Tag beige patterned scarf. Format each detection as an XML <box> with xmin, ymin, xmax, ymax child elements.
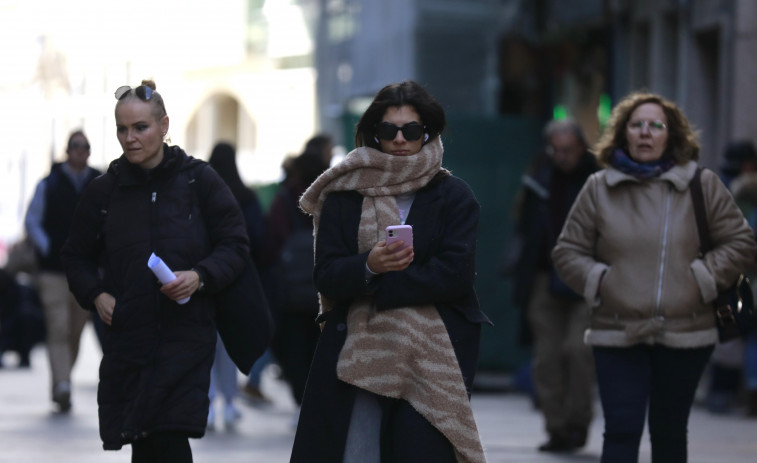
<box><xmin>300</xmin><ymin>137</ymin><xmax>486</xmax><ymax>463</ymax></box>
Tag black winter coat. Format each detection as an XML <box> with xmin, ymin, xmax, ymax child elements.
<box><xmin>290</xmin><ymin>172</ymin><xmax>491</xmax><ymax>462</ymax></box>
<box><xmin>61</xmin><ymin>145</ymin><xmax>249</xmax><ymax>450</ymax></box>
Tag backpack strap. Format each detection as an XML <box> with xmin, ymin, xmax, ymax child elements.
<box><xmin>94</xmin><ymin>172</ymin><xmax>119</xmax><ymax>244</ymax></box>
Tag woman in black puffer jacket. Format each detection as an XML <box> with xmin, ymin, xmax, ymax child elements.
<box><xmin>62</xmin><ymin>79</ymin><xmax>249</xmax><ymax>462</ymax></box>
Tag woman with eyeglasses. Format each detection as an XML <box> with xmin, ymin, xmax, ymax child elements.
<box><xmin>289</xmin><ymin>81</ymin><xmax>491</xmax><ymax>463</ymax></box>
<box><xmin>552</xmin><ymin>91</ymin><xmax>757</xmax><ymax>463</ymax></box>
<box><xmin>61</xmin><ymin>80</ymin><xmax>249</xmax><ymax>462</ymax></box>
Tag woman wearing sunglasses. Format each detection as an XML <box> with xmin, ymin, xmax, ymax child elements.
<box><xmin>291</xmin><ymin>81</ymin><xmax>490</xmax><ymax>463</ymax></box>
<box><xmin>552</xmin><ymin>92</ymin><xmax>757</xmax><ymax>462</ymax></box>
<box><xmin>61</xmin><ymin>80</ymin><xmax>249</xmax><ymax>462</ymax></box>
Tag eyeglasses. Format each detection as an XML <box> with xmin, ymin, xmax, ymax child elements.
<box><xmin>627</xmin><ymin>120</ymin><xmax>667</xmax><ymax>134</ymax></box>
<box><xmin>375</xmin><ymin>122</ymin><xmax>425</xmax><ymax>141</ymax></box>
<box><xmin>69</xmin><ymin>142</ymin><xmax>90</xmax><ymax>150</ymax></box>
<box><xmin>114</xmin><ymin>85</ymin><xmax>154</xmax><ymax>101</ymax></box>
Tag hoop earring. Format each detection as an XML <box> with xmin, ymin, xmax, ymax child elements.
<box><xmin>374</xmin><ymin>136</ymin><xmax>380</xmax><ymax>144</ymax></box>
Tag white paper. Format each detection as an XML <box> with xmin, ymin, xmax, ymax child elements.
<box><xmin>147</xmin><ymin>253</ymin><xmax>190</xmax><ymax>304</ymax></box>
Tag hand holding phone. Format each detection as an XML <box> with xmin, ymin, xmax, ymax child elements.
<box><xmin>367</xmin><ymin>225</ymin><xmax>414</xmax><ymax>273</ymax></box>
<box><xmin>385</xmin><ymin>225</ymin><xmax>413</xmax><ymax>251</ymax></box>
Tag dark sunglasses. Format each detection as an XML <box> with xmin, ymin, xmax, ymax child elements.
<box><xmin>375</xmin><ymin>122</ymin><xmax>425</xmax><ymax>141</ymax></box>
<box><xmin>114</xmin><ymin>85</ymin><xmax>154</xmax><ymax>101</ymax></box>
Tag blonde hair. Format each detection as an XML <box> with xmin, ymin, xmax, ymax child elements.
<box><xmin>594</xmin><ymin>91</ymin><xmax>700</xmax><ymax>166</ymax></box>
<box><xmin>115</xmin><ymin>79</ymin><xmax>168</xmax><ymax>121</ymax></box>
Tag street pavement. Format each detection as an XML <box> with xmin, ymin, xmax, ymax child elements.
<box><xmin>2</xmin><ymin>326</ymin><xmax>757</xmax><ymax>462</ymax></box>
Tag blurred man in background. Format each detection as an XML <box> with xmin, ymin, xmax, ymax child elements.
<box><xmin>505</xmin><ymin>119</ymin><xmax>598</xmax><ymax>452</ymax></box>
<box><xmin>25</xmin><ymin>130</ymin><xmax>101</xmax><ymax>413</ymax></box>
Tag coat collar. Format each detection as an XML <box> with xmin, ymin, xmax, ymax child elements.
<box><xmin>404</xmin><ymin>172</ymin><xmax>448</xmax><ymax>226</ymax></box>
<box><xmin>604</xmin><ymin>160</ymin><xmax>698</xmax><ymax>191</ymax></box>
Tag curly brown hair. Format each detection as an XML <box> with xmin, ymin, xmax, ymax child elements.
<box><xmin>594</xmin><ymin>91</ymin><xmax>700</xmax><ymax>166</ymax></box>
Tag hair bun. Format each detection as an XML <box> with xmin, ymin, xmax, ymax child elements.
<box><xmin>141</xmin><ymin>79</ymin><xmax>157</xmax><ymax>90</ymax></box>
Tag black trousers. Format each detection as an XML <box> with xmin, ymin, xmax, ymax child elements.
<box><xmin>378</xmin><ymin>396</ymin><xmax>456</xmax><ymax>463</ymax></box>
<box><xmin>131</xmin><ymin>432</ymin><xmax>192</xmax><ymax>463</ymax></box>
<box><xmin>273</xmin><ymin>311</ymin><xmax>320</xmax><ymax>405</ymax></box>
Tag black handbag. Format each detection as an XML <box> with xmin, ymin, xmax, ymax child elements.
<box><xmin>190</xmin><ymin>164</ymin><xmax>275</xmax><ymax>373</ymax></box>
<box><xmin>214</xmin><ymin>254</ymin><xmax>275</xmax><ymax>373</ymax></box>
<box><xmin>690</xmin><ymin>167</ymin><xmax>757</xmax><ymax>342</ymax></box>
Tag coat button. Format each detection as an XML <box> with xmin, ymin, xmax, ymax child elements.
<box><xmin>336</xmin><ymin>323</ymin><xmax>347</xmax><ymax>332</ymax></box>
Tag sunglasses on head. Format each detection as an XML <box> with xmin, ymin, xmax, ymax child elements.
<box><xmin>114</xmin><ymin>85</ymin><xmax>154</xmax><ymax>101</ymax></box>
<box><xmin>375</xmin><ymin>122</ymin><xmax>425</xmax><ymax>141</ymax></box>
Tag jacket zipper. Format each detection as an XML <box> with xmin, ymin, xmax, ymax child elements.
<box><xmin>655</xmin><ymin>187</ymin><xmax>672</xmax><ymax>317</ymax></box>
<box><xmin>150</xmin><ymin>188</ymin><xmax>161</xmax><ymax>322</ymax></box>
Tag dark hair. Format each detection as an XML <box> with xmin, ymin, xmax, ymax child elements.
<box><xmin>208</xmin><ymin>142</ymin><xmax>255</xmax><ymax>204</ymax></box>
<box><xmin>115</xmin><ymin>79</ymin><xmax>168</xmax><ymax>122</ymax></box>
<box><xmin>594</xmin><ymin>91</ymin><xmax>700</xmax><ymax>166</ymax></box>
<box><xmin>291</xmin><ymin>151</ymin><xmax>329</xmax><ymax>187</ymax></box>
<box><xmin>304</xmin><ymin>134</ymin><xmax>333</xmax><ymax>157</ymax></box>
<box><xmin>354</xmin><ymin>81</ymin><xmax>446</xmax><ymax>150</ymax></box>
<box><xmin>67</xmin><ymin>130</ymin><xmax>87</xmax><ymax>149</ymax></box>
<box><xmin>721</xmin><ymin>140</ymin><xmax>757</xmax><ymax>177</ymax></box>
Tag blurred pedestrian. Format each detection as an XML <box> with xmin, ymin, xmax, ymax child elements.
<box><xmin>302</xmin><ymin>133</ymin><xmax>334</xmax><ymax>167</ymax></box>
<box><xmin>726</xmin><ymin>140</ymin><xmax>757</xmax><ymax>416</ymax></box>
<box><xmin>506</xmin><ymin>119</ymin><xmax>598</xmax><ymax>452</ymax></box>
<box><xmin>705</xmin><ymin>141</ymin><xmax>757</xmax><ymax>414</ymax></box>
<box><xmin>553</xmin><ymin>91</ymin><xmax>757</xmax><ymax>463</ymax></box>
<box><xmin>291</xmin><ymin>81</ymin><xmax>490</xmax><ymax>463</ymax></box>
<box><xmin>262</xmin><ymin>149</ymin><xmax>330</xmax><ymax>409</ymax></box>
<box><xmin>719</xmin><ymin>140</ymin><xmax>757</xmax><ymax>187</ymax></box>
<box><xmin>0</xmin><ymin>268</ymin><xmax>45</xmax><ymax>368</ymax></box>
<box><xmin>207</xmin><ymin>141</ymin><xmax>265</xmax><ymax>428</ymax></box>
<box><xmin>61</xmin><ymin>80</ymin><xmax>249</xmax><ymax>461</ymax></box>
<box><xmin>24</xmin><ymin>129</ymin><xmax>101</xmax><ymax>412</ymax></box>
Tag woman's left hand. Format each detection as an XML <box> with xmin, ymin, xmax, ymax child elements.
<box><xmin>366</xmin><ymin>240</ymin><xmax>414</xmax><ymax>273</ymax></box>
<box><xmin>160</xmin><ymin>270</ymin><xmax>202</xmax><ymax>302</ymax></box>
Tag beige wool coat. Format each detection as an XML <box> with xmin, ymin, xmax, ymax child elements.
<box><xmin>552</xmin><ymin>161</ymin><xmax>757</xmax><ymax>348</ymax></box>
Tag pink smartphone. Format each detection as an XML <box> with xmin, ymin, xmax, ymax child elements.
<box><xmin>385</xmin><ymin>225</ymin><xmax>413</xmax><ymax>250</ymax></box>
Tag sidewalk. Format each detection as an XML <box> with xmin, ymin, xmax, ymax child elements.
<box><xmin>2</xmin><ymin>325</ymin><xmax>757</xmax><ymax>462</ymax></box>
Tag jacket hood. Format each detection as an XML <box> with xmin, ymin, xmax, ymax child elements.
<box><xmin>604</xmin><ymin>160</ymin><xmax>698</xmax><ymax>191</ymax></box>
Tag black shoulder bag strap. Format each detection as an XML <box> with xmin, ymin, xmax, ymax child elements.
<box><xmin>689</xmin><ymin>167</ymin><xmax>740</xmax><ymax>332</ymax></box>
<box><xmin>689</xmin><ymin>167</ymin><xmax>712</xmax><ymax>253</ymax></box>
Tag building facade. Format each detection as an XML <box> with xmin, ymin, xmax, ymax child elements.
<box><xmin>314</xmin><ymin>0</ymin><xmax>757</xmax><ymax>163</ymax></box>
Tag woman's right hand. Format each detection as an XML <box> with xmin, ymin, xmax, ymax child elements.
<box><xmin>94</xmin><ymin>292</ymin><xmax>116</xmax><ymax>326</ymax></box>
<box><xmin>366</xmin><ymin>240</ymin><xmax>414</xmax><ymax>274</ymax></box>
